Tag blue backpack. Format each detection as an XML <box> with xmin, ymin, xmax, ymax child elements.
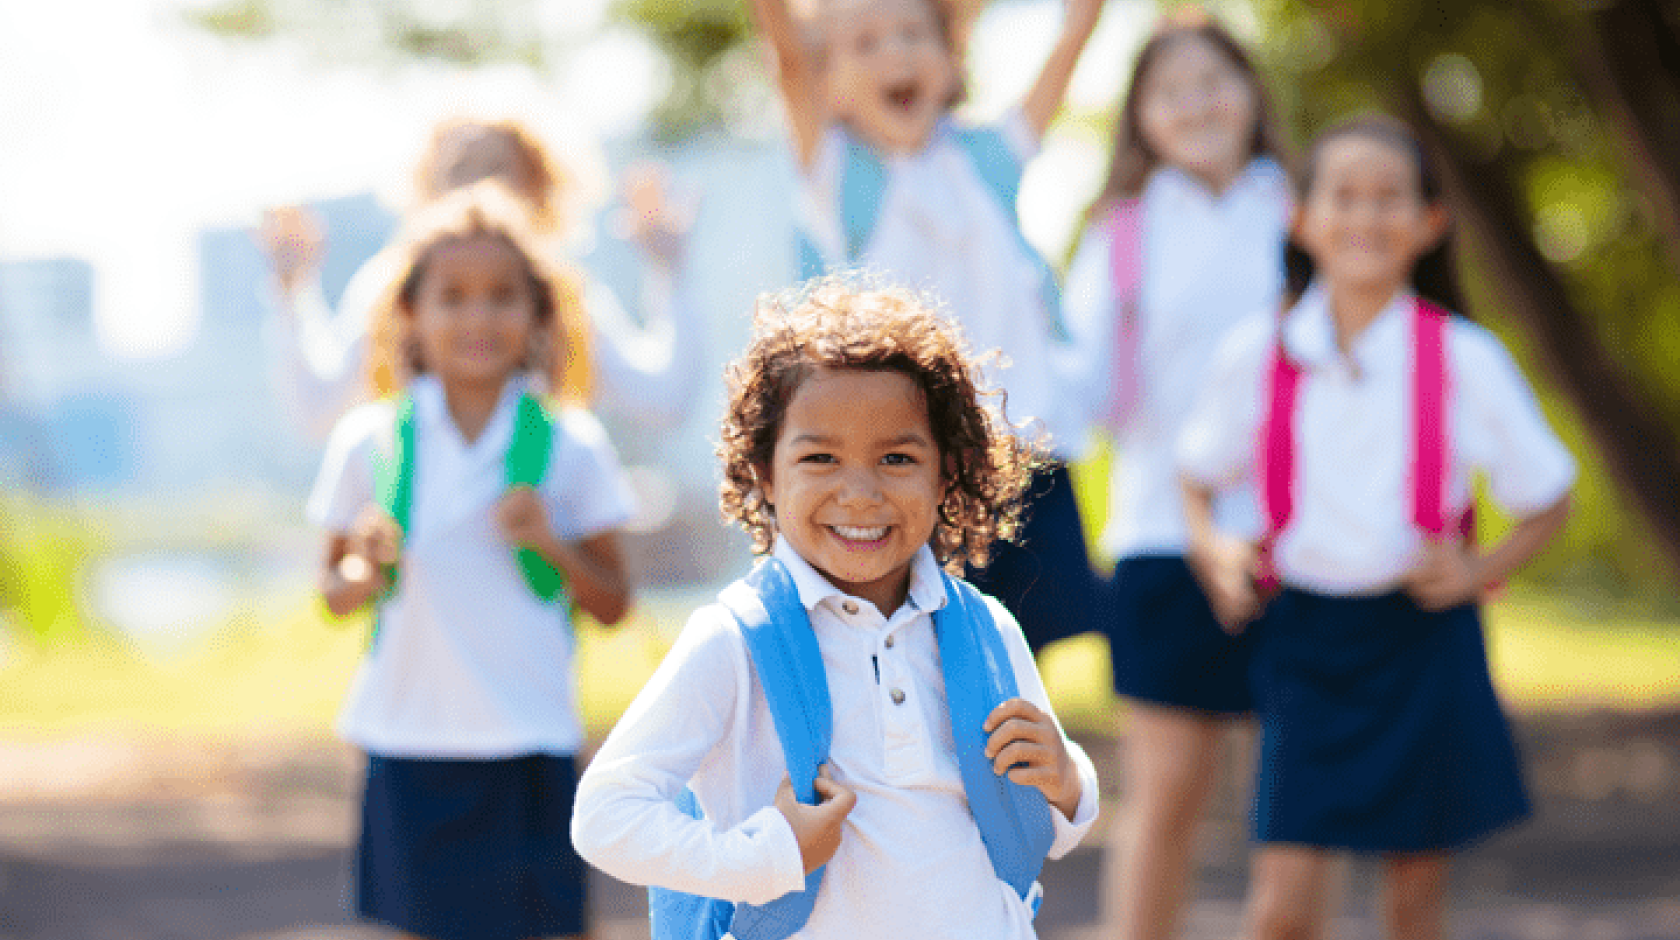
<box><xmin>648</xmin><ymin>558</ymin><xmax>1057</xmax><ymax>940</ymax></box>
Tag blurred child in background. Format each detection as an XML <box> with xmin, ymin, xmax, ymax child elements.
<box><xmin>1178</xmin><ymin>114</ymin><xmax>1574</xmax><ymax>940</ymax></box>
<box><xmin>744</xmin><ymin>0</ymin><xmax>1109</xmax><ymax>653</ymax></box>
<box><xmin>1059</xmin><ymin>11</ymin><xmax>1291</xmax><ymax>939</ymax></box>
<box><xmin>572</xmin><ymin>277</ymin><xmax>1099</xmax><ymax>938</ymax></box>
<box><xmin>261</xmin><ymin>114</ymin><xmax>700</xmax><ymax>442</ymax></box>
<box><xmin>309</xmin><ymin>181</ymin><xmax>636</xmax><ymax>940</ymax></box>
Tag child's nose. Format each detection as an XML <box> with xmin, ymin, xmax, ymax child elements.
<box><xmin>835</xmin><ymin>466</ymin><xmax>883</xmax><ymax>505</ymax></box>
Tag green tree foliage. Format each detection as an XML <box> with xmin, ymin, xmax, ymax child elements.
<box><xmin>613</xmin><ymin>0</ymin><xmax>756</xmax><ymax>140</ymax></box>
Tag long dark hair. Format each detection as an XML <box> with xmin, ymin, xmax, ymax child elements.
<box><xmin>1284</xmin><ymin>113</ymin><xmax>1467</xmax><ymax>317</ymax></box>
<box><xmin>1080</xmin><ymin>10</ymin><xmax>1282</xmax><ymax>234</ymax></box>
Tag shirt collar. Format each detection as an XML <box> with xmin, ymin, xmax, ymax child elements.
<box><xmin>770</xmin><ymin>538</ymin><xmax>949</xmax><ymax>617</ymax></box>
<box><xmin>409</xmin><ymin>372</ymin><xmax>532</xmax><ymax>449</ymax></box>
<box><xmin>1282</xmin><ymin>283</ymin><xmax>1414</xmax><ymax>374</ymax></box>
<box><xmin>1148</xmin><ymin>156</ymin><xmax>1288</xmax><ymax>209</ymax></box>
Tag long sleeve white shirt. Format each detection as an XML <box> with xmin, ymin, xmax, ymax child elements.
<box><xmin>572</xmin><ymin>540</ymin><xmax>1100</xmax><ymax>939</ymax></box>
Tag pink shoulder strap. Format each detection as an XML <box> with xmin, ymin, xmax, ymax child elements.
<box><xmin>1254</xmin><ymin>323</ymin><xmax>1302</xmax><ymax>594</ymax></box>
<box><xmin>1105</xmin><ymin>198</ymin><xmax>1145</xmax><ymax>428</ymax></box>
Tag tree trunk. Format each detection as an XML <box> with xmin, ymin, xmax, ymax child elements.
<box><xmin>1398</xmin><ymin>85</ymin><xmax>1680</xmax><ymax>578</ymax></box>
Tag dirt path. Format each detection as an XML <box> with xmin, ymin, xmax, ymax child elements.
<box><xmin>2</xmin><ymin>713</ymin><xmax>1677</xmax><ymax>939</ymax></box>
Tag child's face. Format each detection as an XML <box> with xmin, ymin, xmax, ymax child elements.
<box><xmin>408</xmin><ymin>234</ymin><xmax>540</xmax><ymax>390</ymax></box>
<box><xmin>825</xmin><ymin>0</ymin><xmax>958</xmax><ymax>154</ymax></box>
<box><xmin>761</xmin><ymin>366</ymin><xmax>945</xmax><ymax>614</ymax></box>
<box><xmin>1294</xmin><ymin>134</ymin><xmax>1447</xmax><ymax>299</ymax></box>
<box><xmin>1136</xmin><ymin>34</ymin><xmax>1257</xmax><ymax>192</ymax></box>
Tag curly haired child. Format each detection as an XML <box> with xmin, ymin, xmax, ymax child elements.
<box><xmin>572</xmin><ymin>276</ymin><xmax>1100</xmax><ymax>939</ymax></box>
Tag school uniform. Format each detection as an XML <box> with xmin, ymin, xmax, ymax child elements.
<box><xmin>1178</xmin><ymin>286</ymin><xmax>1576</xmax><ymax>850</ymax></box>
<box><xmin>572</xmin><ymin>540</ymin><xmax>1101</xmax><ymax>940</ymax></box>
<box><xmin>308</xmin><ymin>372</ymin><xmax>637</xmax><ymax>940</ymax></box>
<box><xmin>798</xmin><ymin>111</ymin><xmax>1101</xmax><ymax>651</ymax></box>
<box><xmin>1062</xmin><ymin>159</ymin><xmax>1290</xmax><ymax>711</ymax></box>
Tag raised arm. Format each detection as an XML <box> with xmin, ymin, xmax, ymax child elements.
<box><xmin>747</xmin><ymin>0</ymin><xmax>828</xmax><ymax>169</ymax></box>
<box><xmin>1019</xmin><ymin>0</ymin><xmax>1105</xmax><ymax>142</ymax></box>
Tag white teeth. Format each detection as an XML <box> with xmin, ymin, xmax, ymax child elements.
<box><xmin>832</xmin><ymin>525</ymin><xmax>888</xmax><ymax>541</ymax></box>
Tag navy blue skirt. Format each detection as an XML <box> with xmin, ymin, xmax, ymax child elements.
<box><xmin>1250</xmin><ymin>590</ymin><xmax>1530</xmax><ymax>852</ymax></box>
<box><xmin>1106</xmin><ymin>555</ymin><xmax>1254</xmax><ymax>714</ymax></box>
<box><xmin>357</xmin><ymin>752</ymin><xmax>588</xmax><ymax>940</ymax></box>
<box><xmin>966</xmin><ymin>462</ymin><xmax>1107</xmax><ymax>653</ymax></box>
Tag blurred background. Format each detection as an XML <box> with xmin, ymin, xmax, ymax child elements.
<box><xmin>1</xmin><ymin>1</ymin><xmax>1677</xmax><ymax>938</ymax></box>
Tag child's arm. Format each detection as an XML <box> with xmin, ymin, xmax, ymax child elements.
<box><xmin>571</xmin><ymin>609</ymin><xmax>812</xmax><ymax>904</ymax></box>
<box><xmin>746</xmin><ymin>0</ymin><xmax>826</xmax><ymax>169</ymax></box>
<box><xmin>1405</xmin><ymin>494</ymin><xmax>1571</xmax><ymax>611</ymax></box>
<box><xmin>495</xmin><ymin>488</ymin><xmax>632</xmax><ymax>625</ymax></box>
<box><xmin>1181</xmin><ymin>477</ymin><xmax>1263</xmax><ymax>633</ymax></box>
<box><xmin>1018</xmin><ymin>0</ymin><xmax>1105</xmax><ymax>142</ymax></box>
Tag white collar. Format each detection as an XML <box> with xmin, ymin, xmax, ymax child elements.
<box><xmin>1147</xmin><ymin>156</ymin><xmax>1287</xmax><ymax>209</ymax></box>
<box><xmin>1283</xmin><ymin>283</ymin><xmax>1414</xmax><ymax>374</ymax></box>
<box><xmin>408</xmin><ymin>372</ymin><xmax>532</xmax><ymax>448</ymax></box>
<box><xmin>771</xmin><ymin>538</ymin><xmax>949</xmax><ymax>617</ymax></box>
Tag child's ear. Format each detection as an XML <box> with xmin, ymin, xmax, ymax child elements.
<box><xmin>754</xmin><ymin>462</ymin><xmax>776</xmax><ymax>510</ymax></box>
<box><xmin>1421</xmin><ymin>203</ymin><xmax>1451</xmax><ymax>251</ymax></box>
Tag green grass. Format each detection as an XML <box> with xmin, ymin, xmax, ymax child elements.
<box><xmin>0</xmin><ymin>586</ymin><xmax>1673</xmax><ymax>743</ymax></box>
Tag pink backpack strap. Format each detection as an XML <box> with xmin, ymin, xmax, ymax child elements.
<box><xmin>1410</xmin><ymin>298</ymin><xmax>1450</xmax><ymax>536</ymax></box>
<box><xmin>1104</xmin><ymin>198</ymin><xmax>1145</xmax><ymax>428</ymax></box>
<box><xmin>1255</xmin><ymin>325</ymin><xmax>1303</xmax><ymax>594</ymax></box>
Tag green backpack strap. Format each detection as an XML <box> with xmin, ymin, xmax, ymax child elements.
<box><xmin>369</xmin><ymin>390</ymin><xmax>568</xmax><ymax>613</ymax></box>
<box><xmin>506</xmin><ymin>391</ymin><xmax>568</xmax><ymax>603</ymax></box>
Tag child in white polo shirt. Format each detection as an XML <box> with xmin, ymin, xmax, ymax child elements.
<box><xmin>572</xmin><ymin>278</ymin><xmax>1100</xmax><ymax>939</ymax></box>
<box><xmin>308</xmin><ymin>181</ymin><xmax>636</xmax><ymax>940</ymax></box>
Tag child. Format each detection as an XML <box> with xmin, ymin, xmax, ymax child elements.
<box><xmin>744</xmin><ymin>0</ymin><xmax>1107</xmax><ymax>652</ymax></box>
<box><xmin>307</xmin><ymin>181</ymin><xmax>637</xmax><ymax>940</ymax></box>
<box><xmin>262</xmin><ymin>114</ymin><xmax>701</xmax><ymax>442</ymax></box>
<box><xmin>1177</xmin><ymin>115</ymin><xmax>1575</xmax><ymax>940</ymax></box>
<box><xmin>1058</xmin><ymin>12</ymin><xmax>1291</xmax><ymax>940</ymax></box>
<box><xmin>571</xmin><ymin>279</ymin><xmax>1100</xmax><ymax>938</ymax></box>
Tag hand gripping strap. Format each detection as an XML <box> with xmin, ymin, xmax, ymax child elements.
<box><xmin>505</xmin><ymin>392</ymin><xmax>567</xmax><ymax>603</ymax></box>
<box><xmin>648</xmin><ymin>559</ymin><xmax>831</xmax><ymax>940</ymax></box>
<box><xmin>936</xmin><ymin>575</ymin><xmax>1056</xmax><ymax>902</ymax></box>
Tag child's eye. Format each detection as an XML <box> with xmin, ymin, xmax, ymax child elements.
<box><xmin>798</xmin><ymin>452</ymin><xmax>836</xmax><ymax>465</ymax></box>
<box><xmin>881</xmin><ymin>452</ymin><xmax>917</xmax><ymax>466</ymax></box>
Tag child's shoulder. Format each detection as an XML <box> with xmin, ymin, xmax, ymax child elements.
<box><xmin>324</xmin><ymin>397</ymin><xmax>402</xmax><ymax>454</ymax></box>
<box><xmin>548</xmin><ymin>402</ymin><xmax>614</xmax><ymax>448</ymax></box>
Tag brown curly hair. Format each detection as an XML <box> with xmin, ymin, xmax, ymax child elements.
<box><xmin>410</xmin><ymin>116</ymin><xmax>575</xmax><ymax>237</ymax></box>
<box><xmin>365</xmin><ymin>180</ymin><xmax>593</xmax><ymax>404</ymax></box>
<box><xmin>718</xmin><ymin>276</ymin><xmax>1042</xmax><ymax>571</ymax></box>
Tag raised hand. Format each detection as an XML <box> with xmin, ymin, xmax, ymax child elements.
<box><xmin>615</xmin><ymin>160</ymin><xmax>693</xmax><ymax>269</ymax></box>
<box><xmin>773</xmin><ymin>764</ymin><xmax>857</xmax><ymax>875</ymax></box>
<box><xmin>256</xmin><ymin>205</ymin><xmax>326</xmax><ymax>293</ymax></box>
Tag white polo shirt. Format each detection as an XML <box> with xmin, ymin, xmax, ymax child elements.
<box><xmin>307</xmin><ymin>373</ymin><xmax>636</xmax><ymax>757</ymax></box>
<box><xmin>1177</xmin><ymin>286</ymin><xmax>1577</xmax><ymax>595</ymax></box>
<box><xmin>572</xmin><ymin>540</ymin><xmax>1100</xmax><ymax>940</ymax></box>
<box><xmin>799</xmin><ymin>112</ymin><xmax>1084</xmax><ymax>458</ymax></box>
<box><xmin>1062</xmin><ymin>159</ymin><xmax>1290</xmax><ymax>558</ymax></box>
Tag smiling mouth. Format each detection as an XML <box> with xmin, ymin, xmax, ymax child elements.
<box><xmin>885</xmin><ymin>82</ymin><xmax>919</xmax><ymax>113</ymax></box>
<box><xmin>830</xmin><ymin>524</ymin><xmax>890</xmax><ymax>544</ymax></box>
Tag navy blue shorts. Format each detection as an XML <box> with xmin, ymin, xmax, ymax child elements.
<box><xmin>356</xmin><ymin>752</ymin><xmax>588</xmax><ymax>940</ymax></box>
<box><xmin>1106</xmin><ymin>555</ymin><xmax>1253</xmax><ymax>714</ymax></box>
<box><xmin>1250</xmin><ymin>590</ymin><xmax>1530</xmax><ymax>852</ymax></box>
<box><xmin>966</xmin><ymin>463</ymin><xmax>1107</xmax><ymax>653</ymax></box>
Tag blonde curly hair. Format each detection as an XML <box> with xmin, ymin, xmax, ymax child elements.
<box><xmin>717</xmin><ymin>275</ymin><xmax>1042</xmax><ymax>571</ymax></box>
<box><xmin>365</xmin><ymin>180</ymin><xmax>593</xmax><ymax>404</ymax></box>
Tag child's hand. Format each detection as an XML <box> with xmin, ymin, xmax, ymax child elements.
<box><xmin>773</xmin><ymin>764</ymin><xmax>856</xmax><ymax>876</ymax></box>
<box><xmin>614</xmin><ymin>161</ymin><xmax>692</xmax><ymax>268</ymax></box>
<box><xmin>1404</xmin><ymin>538</ymin><xmax>1484</xmax><ymax>611</ymax></box>
<box><xmin>983</xmin><ymin>698</ymin><xmax>1083</xmax><ymax>820</ymax></box>
<box><xmin>495</xmin><ymin>486</ymin><xmax>557</xmax><ymax>554</ymax></box>
<box><xmin>256</xmin><ymin>205</ymin><xmax>326</xmax><ymax>293</ymax></box>
<box><xmin>1187</xmin><ymin>532</ymin><xmax>1263</xmax><ymax>634</ymax></box>
<box><xmin>348</xmin><ymin>505</ymin><xmax>403</xmax><ymax>569</ymax></box>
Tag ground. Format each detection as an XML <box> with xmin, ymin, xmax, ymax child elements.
<box><xmin>2</xmin><ymin>712</ymin><xmax>1677</xmax><ymax>940</ymax></box>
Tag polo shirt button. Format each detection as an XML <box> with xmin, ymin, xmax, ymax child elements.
<box><xmin>842</xmin><ymin>600</ymin><xmax>859</xmax><ymax>615</ymax></box>
<box><xmin>890</xmin><ymin>687</ymin><xmax>906</xmax><ymax>705</ymax></box>
<box><xmin>883</xmin><ymin>635</ymin><xmax>895</xmax><ymax>649</ymax></box>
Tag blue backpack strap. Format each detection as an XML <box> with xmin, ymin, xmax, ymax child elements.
<box><xmin>647</xmin><ymin>558</ymin><xmax>832</xmax><ymax>940</ymax></box>
<box><xmin>934</xmin><ymin>573</ymin><xmax>1057</xmax><ymax>904</ymax></box>
<box><xmin>840</xmin><ymin>136</ymin><xmax>889</xmax><ymax>261</ymax></box>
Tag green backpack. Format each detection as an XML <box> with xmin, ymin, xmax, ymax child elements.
<box><xmin>367</xmin><ymin>391</ymin><xmax>568</xmax><ymax>634</ymax></box>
